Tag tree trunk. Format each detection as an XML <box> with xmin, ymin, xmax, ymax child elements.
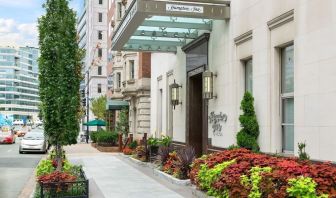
<box><xmin>56</xmin><ymin>144</ymin><xmax>62</xmax><ymax>171</ymax></box>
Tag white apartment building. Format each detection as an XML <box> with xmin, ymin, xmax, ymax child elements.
<box><xmin>111</xmin><ymin>0</ymin><xmax>336</xmax><ymax>162</ymax></box>
<box><xmin>78</xmin><ymin>0</ymin><xmax>108</xmax><ymax>122</ymax></box>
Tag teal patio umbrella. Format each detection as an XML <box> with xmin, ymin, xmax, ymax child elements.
<box><xmin>83</xmin><ymin>119</ymin><xmax>106</xmax><ymax>126</ymax></box>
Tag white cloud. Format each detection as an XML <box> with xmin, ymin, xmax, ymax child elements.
<box><xmin>0</xmin><ymin>18</ymin><xmax>38</xmax><ymax>47</ymax></box>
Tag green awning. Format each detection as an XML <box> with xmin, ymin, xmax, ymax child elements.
<box><xmin>111</xmin><ymin>0</ymin><xmax>230</xmax><ymax>53</ymax></box>
<box><xmin>106</xmin><ymin>100</ymin><xmax>129</xmax><ymax>110</ymax></box>
<box><xmin>83</xmin><ymin>119</ymin><xmax>106</xmax><ymax>126</ymax></box>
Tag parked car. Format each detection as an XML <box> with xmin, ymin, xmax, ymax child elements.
<box><xmin>19</xmin><ymin>132</ymin><xmax>48</xmax><ymax>154</ymax></box>
<box><xmin>13</xmin><ymin>119</ymin><xmax>24</xmax><ymax>125</ymax></box>
<box><xmin>0</xmin><ymin>126</ymin><xmax>16</xmax><ymax>144</ymax></box>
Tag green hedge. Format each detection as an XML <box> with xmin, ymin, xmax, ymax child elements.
<box><xmin>96</xmin><ymin>131</ymin><xmax>118</xmax><ymax>145</ymax></box>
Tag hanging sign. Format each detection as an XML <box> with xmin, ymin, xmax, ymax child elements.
<box><xmin>208</xmin><ymin>112</ymin><xmax>227</xmax><ymax>136</ymax></box>
<box><xmin>166</xmin><ymin>4</ymin><xmax>204</xmax><ymax>14</ymax></box>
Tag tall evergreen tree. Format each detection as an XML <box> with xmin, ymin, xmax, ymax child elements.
<box><xmin>236</xmin><ymin>92</ymin><xmax>260</xmax><ymax>152</ymax></box>
<box><xmin>38</xmin><ymin>0</ymin><xmax>84</xmax><ymax>170</ymax></box>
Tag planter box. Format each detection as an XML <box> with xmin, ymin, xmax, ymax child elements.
<box><xmin>36</xmin><ymin>168</ymin><xmax>89</xmax><ymax>198</ymax></box>
<box><xmin>153</xmin><ymin>169</ymin><xmax>191</xmax><ymax>186</ymax></box>
<box><xmin>96</xmin><ymin>145</ymin><xmax>120</xmax><ymax>152</ymax></box>
<box><xmin>91</xmin><ymin>143</ymin><xmax>97</xmax><ymax>148</ymax></box>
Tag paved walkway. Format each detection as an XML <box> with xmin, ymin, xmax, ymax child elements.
<box><xmin>64</xmin><ymin>144</ymin><xmax>188</xmax><ymax>198</ymax></box>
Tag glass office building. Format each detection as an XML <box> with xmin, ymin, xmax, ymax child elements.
<box><xmin>0</xmin><ymin>46</ymin><xmax>40</xmax><ymax>121</ymax></box>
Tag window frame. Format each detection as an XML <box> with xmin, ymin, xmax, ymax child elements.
<box><xmin>129</xmin><ymin>60</ymin><xmax>135</xmax><ymax>80</ymax></box>
<box><xmin>98</xmin><ymin>31</ymin><xmax>103</xmax><ymax>40</ymax></box>
<box><xmin>98</xmin><ymin>13</ymin><xmax>103</xmax><ymax>22</ymax></box>
<box><xmin>97</xmin><ymin>83</ymin><xmax>102</xmax><ymax>93</ymax></box>
<box><xmin>98</xmin><ymin>66</ymin><xmax>102</xmax><ymax>75</ymax></box>
<box><xmin>244</xmin><ymin>58</ymin><xmax>253</xmax><ymax>94</ymax></box>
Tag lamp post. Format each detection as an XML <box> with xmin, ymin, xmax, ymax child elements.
<box><xmin>86</xmin><ymin>70</ymin><xmax>89</xmax><ymax>143</ymax></box>
<box><xmin>170</xmin><ymin>80</ymin><xmax>182</xmax><ymax>109</ymax></box>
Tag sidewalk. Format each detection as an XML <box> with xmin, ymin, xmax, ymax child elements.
<box><xmin>64</xmin><ymin>144</ymin><xmax>189</xmax><ymax>198</ymax></box>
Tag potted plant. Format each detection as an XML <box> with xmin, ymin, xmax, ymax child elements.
<box><xmin>148</xmin><ymin>137</ymin><xmax>160</xmax><ymax>155</ymax></box>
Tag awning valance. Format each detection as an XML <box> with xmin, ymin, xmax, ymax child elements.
<box><xmin>111</xmin><ymin>0</ymin><xmax>230</xmax><ymax>53</ymax></box>
<box><xmin>106</xmin><ymin>100</ymin><xmax>129</xmax><ymax>110</ymax></box>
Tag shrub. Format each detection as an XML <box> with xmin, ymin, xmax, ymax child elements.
<box><xmin>175</xmin><ymin>146</ymin><xmax>196</xmax><ymax>179</ymax></box>
<box><xmin>96</xmin><ymin>131</ymin><xmax>118</xmax><ymax>145</ymax></box>
<box><xmin>148</xmin><ymin>137</ymin><xmax>160</xmax><ymax>147</ymax></box>
<box><xmin>37</xmin><ymin>171</ymin><xmax>77</xmax><ymax>190</ymax></box>
<box><xmin>90</xmin><ymin>132</ymin><xmax>98</xmax><ymax>143</ymax></box>
<box><xmin>287</xmin><ymin>176</ymin><xmax>328</xmax><ymax>198</ymax></box>
<box><xmin>298</xmin><ymin>142</ymin><xmax>310</xmax><ymax>161</ymax></box>
<box><xmin>236</xmin><ymin>92</ymin><xmax>260</xmax><ymax>152</ymax></box>
<box><xmin>134</xmin><ymin>145</ymin><xmax>147</xmax><ymax>162</ymax></box>
<box><xmin>36</xmin><ymin>159</ymin><xmax>55</xmax><ymax>177</ymax></box>
<box><xmin>128</xmin><ymin>140</ymin><xmax>137</xmax><ymax>149</ymax></box>
<box><xmin>157</xmin><ymin>145</ymin><xmax>174</xmax><ymax>166</ymax></box>
<box><xmin>159</xmin><ymin>136</ymin><xmax>172</xmax><ymax>147</ymax></box>
<box><xmin>241</xmin><ymin>166</ymin><xmax>272</xmax><ymax>198</ymax></box>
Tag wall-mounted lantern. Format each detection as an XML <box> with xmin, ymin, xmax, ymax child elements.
<box><xmin>203</xmin><ymin>70</ymin><xmax>217</xmax><ymax>100</ymax></box>
<box><xmin>171</xmin><ymin>80</ymin><xmax>182</xmax><ymax>109</ymax></box>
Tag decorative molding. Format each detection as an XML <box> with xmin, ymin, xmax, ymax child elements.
<box><xmin>234</xmin><ymin>30</ymin><xmax>252</xmax><ymax>45</ymax></box>
<box><xmin>157</xmin><ymin>75</ymin><xmax>163</xmax><ymax>81</ymax></box>
<box><xmin>267</xmin><ymin>9</ymin><xmax>294</xmax><ymax>30</ymax></box>
<box><xmin>166</xmin><ymin>70</ymin><xmax>174</xmax><ymax>77</ymax></box>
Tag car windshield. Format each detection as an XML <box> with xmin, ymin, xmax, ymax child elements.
<box><xmin>23</xmin><ymin>133</ymin><xmax>44</xmax><ymax>140</ymax></box>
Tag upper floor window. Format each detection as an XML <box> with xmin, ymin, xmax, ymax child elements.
<box><xmin>98</xmin><ymin>31</ymin><xmax>103</xmax><ymax>40</ymax></box>
<box><xmin>98</xmin><ymin>13</ymin><xmax>103</xmax><ymax>22</ymax></box>
<box><xmin>245</xmin><ymin>59</ymin><xmax>253</xmax><ymax>93</ymax></box>
<box><xmin>129</xmin><ymin>60</ymin><xmax>134</xmax><ymax>80</ymax></box>
<box><xmin>117</xmin><ymin>2</ymin><xmax>122</xmax><ymax>19</ymax></box>
<box><xmin>98</xmin><ymin>66</ymin><xmax>102</xmax><ymax>75</ymax></box>
<box><xmin>98</xmin><ymin>48</ymin><xmax>102</xmax><ymax>58</ymax></box>
<box><xmin>99</xmin><ymin>0</ymin><xmax>103</xmax><ymax>5</ymax></box>
<box><xmin>116</xmin><ymin>72</ymin><xmax>121</xmax><ymax>88</ymax></box>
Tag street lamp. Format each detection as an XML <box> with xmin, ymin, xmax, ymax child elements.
<box><xmin>203</xmin><ymin>70</ymin><xmax>217</xmax><ymax>100</ymax></box>
<box><xmin>170</xmin><ymin>80</ymin><xmax>182</xmax><ymax>109</ymax></box>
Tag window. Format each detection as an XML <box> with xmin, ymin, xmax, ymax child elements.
<box><xmin>281</xmin><ymin>44</ymin><xmax>294</xmax><ymax>152</ymax></box>
<box><xmin>245</xmin><ymin>59</ymin><xmax>253</xmax><ymax>93</ymax></box>
<box><xmin>28</xmin><ymin>54</ymin><xmax>33</xmax><ymax>59</ymax></box>
<box><xmin>117</xmin><ymin>2</ymin><xmax>122</xmax><ymax>19</ymax></box>
<box><xmin>98</xmin><ymin>66</ymin><xmax>102</xmax><ymax>75</ymax></box>
<box><xmin>28</xmin><ymin>66</ymin><xmax>33</xmax><ymax>71</ymax></box>
<box><xmin>98</xmin><ymin>13</ymin><xmax>103</xmax><ymax>22</ymax></box>
<box><xmin>98</xmin><ymin>31</ymin><xmax>102</xmax><ymax>40</ymax></box>
<box><xmin>129</xmin><ymin>60</ymin><xmax>134</xmax><ymax>79</ymax></box>
<box><xmin>116</xmin><ymin>72</ymin><xmax>121</xmax><ymax>88</ymax></box>
<box><xmin>28</xmin><ymin>60</ymin><xmax>33</xmax><ymax>65</ymax></box>
<box><xmin>97</xmin><ymin>84</ymin><xmax>102</xmax><ymax>93</ymax></box>
<box><xmin>99</xmin><ymin>0</ymin><xmax>103</xmax><ymax>4</ymax></box>
<box><xmin>98</xmin><ymin>48</ymin><xmax>102</xmax><ymax>58</ymax></box>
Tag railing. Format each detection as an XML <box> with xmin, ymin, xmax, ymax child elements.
<box><xmin>38</xmin><ymin>169</ymin><xmax>89</xmax><ymax>198</ymax></box>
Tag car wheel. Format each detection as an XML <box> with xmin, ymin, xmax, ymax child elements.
<box><xmin>19</xmin><ymin>150</ymin><xmax>23</xmax><ymax>154</ymax></box>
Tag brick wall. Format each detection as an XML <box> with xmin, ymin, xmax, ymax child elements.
<box><xmin>138</xmin><ymin>52</ymin><xmax>151</xmax><ymax>78</ymax></box>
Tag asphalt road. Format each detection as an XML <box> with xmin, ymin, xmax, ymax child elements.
<box><xmin>0</xmin><ymin>137</ymin><xmax>45</xmax><ymax>198</ymax></box>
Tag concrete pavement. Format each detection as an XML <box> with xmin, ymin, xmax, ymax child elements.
<box><xmin>65</xmin><ymin>144</ymin><xmax>190</xmax><ymax>198</ymax></box>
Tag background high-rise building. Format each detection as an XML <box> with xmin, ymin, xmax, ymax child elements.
<box><xmin>0</xmin><ymin>46</ymin><xmax>40</xmax><ymax>121</ymax></box>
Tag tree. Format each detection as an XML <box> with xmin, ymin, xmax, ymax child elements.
<box><xmin>90</xmin><ymin>95</ymin><xmax>106</xmax><ymax>120</ymax></box>
<box><xmin>38</xmin><ymin>0</ymin><xmax>84</xmax><ymax>171</ymax></box>
<box><xmin>236</xmin><ymin>92</ymin><xmax>260</xmax><ymax>152</ymax></box>
<box><xmin>115</xmin><ymin>108</ymin><xmax>129</xmax><ymax>137</ymax></box>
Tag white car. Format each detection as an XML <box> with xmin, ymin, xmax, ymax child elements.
<box><xmin>19</xmin><ymin>132</ymin><xmax>48</xmax><ymax>154</ymax></box>
<box><xmin>13</xmin><ymin>119</ymin><xmax>24</xmax><ymax>125</ymax></box>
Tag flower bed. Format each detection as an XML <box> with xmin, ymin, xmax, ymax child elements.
<box><xmin>190</xmin><ymin>148</ymin><xmax>336</xmax><ymax>198</ymax></box>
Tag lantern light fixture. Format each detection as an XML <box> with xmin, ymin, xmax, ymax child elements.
<box><xmin>170</xmin><ymin>80</ymin><xmax>182</xmax><ymax>109</ymax></box>
<box><xmin>203</xmin><ymin>70</ymin><xmax>217</xmax><ymax>100</ymax></box>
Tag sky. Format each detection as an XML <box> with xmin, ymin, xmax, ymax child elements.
<box><xmin>0</xmin><ymin>0</ymin><xmax>83</xmax><ymax>48</ymax></box>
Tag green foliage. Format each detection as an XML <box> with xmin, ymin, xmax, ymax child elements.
<box><xmin>237</xmin><ymin>92</ymin><xmax>260</xmax><ymax>152</ymax></box>
<box><xmin>96</xmin><ymin>131</ymin><xmax>118</xmax><ymax>144</ymax></box>
<box><xmin>148</xmin><ymin>137</ymin><xmax>160</xmax><ymax>147</ymax></box>
<box><xmin>90</xmin><ymin>95</ymin><xmax>107</xmax><ymax>120</ymax></box>
<box><xmin>116</xmin><ymin>108</ymin><xmax>129</xmax><ymax>137</ymax></box>
<box><xmin>90</xmin><ymin>132</ymin><xmax>98</xmax><ymax>143</ymax></box>
<box><xmin>62</xmin><ymin>160</ymin><xmax>73</xmax><ymax>172</ymax></box>
<box><xmin>128</xmin><ymin>140</ymin><xmax>138</xmax><ymax>149</ymax></box>
<box><xmin>227</xmin><ymin>144</ymin><xmax>240</xmax><ymax>150</ymax></box>
<box><xmin>38</xmin><ymin>0</ymin><xmax>84</xmax><ymax>169</ymax></box>
<box><xmin>287</xmin><ymin>176</ymin><xmax>328</xmax><ymax>198</ymax></box>
<box><xmin>159</xmin><ymin>135</ymin><xmax>172</xmax><ymax>147</ymax></box>
<box><xmin>36</xmin><ymin>159</ymin><xmax>55</xmax><ymax>177</ymax></box>
<box><xmin>241</xmin><ymin>166</ymin><xmax>272</xmax><ymax>198</ymax></box>
<box><xmin>198</xmin><ymin>159</ymin><xmax>236</xmax><ymax>192</ymax></box>
<box><xmin>298</xmin><ymin>142</ymin><xmax>310</xmax><ymax>161</ymax></box>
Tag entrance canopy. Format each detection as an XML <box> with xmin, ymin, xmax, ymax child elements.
<box><xmin>106</xmin><ymin>100</ymin><xmax>129</xmax><ymax>110</ymax></box>
<box><xmin>111</xmin><ymin>0</ymin><xmax>230</xmax><ymax>53</ymax></box>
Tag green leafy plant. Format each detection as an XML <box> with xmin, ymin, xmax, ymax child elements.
<box><xmin>159</xmin><ymin>135</ymin><xmax>172</xmax><ymax>147</ymax></box>
<box><xmin>298</xmin><ymin>142</ymin><xmax>310</xmax><ymax>161</ymax></box>
<box><xmin>241</xmin><ymin>166</ymin><xmax>272</xmax><ymax>198</ymax></box>
<box><xmin>128</xmin><ymin>140</ymin><xmax>138</xmax><ymax>149</ymax></box>
<box><xmin>38</xmin><ymin>0</ymin><xmax>84</xmax><ymax>170</ymax></box>
<box><xmin>96</xmin><ymin>131</ymin><xmax>118</xmax><ymax>145</ymax></box>
<box><xmin>90</xmin><ymin>132</ymin><xmax>98</xmax><ymax>143</ymax></box>
<box><xmin>227</xmin><ymin>144</ymin><xmax>240</xmax><ymax>150</ymax></box>
<box><xmin>287</xmin><ymin>176</ymin><xmax>328</xmax><ymax>198</ymax></box>
<box><xmin>90</xmin><ymin>95</ymin><xmax>107</xmax><ymax>120</ymax></box>
<box><xmin>198</xmin><ymin>159</ymin><xmax>236</xmax><ymax>192</ymax></box>
<box><xmin>36</xmin><ymin>159</ymin><xmax>55</xmax><ymax>177</ymax></box>
<box><xmin>115</xmin><ymin>108</ymin><xmax>129</xmax><ymax>137</ymax></box>
<box><xmin>148</xmin><ymin>137</ymin><xmax>160</xmax><ymax>147</ymax></box>
<box><xmin>236</xmin><ymin>92</ymin><xmax>260</xmax><ymax>152</ymax></box>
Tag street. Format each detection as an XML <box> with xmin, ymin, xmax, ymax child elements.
<box><xmin>0</xmin><ymin>137</ymin><xmax>45</xmax><ymax>198</ymax></box>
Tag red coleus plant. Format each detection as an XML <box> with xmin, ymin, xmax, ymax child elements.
<box><xmin>190</xmin><ymin>148</ymin><xmax>336</xmax><ymax>197</ymax></box>
<box><xmin>38</xmin><ymin>171</ymin><xmax>77</xmax><ymax>192</ymax></box>
<box><xmin>123</xmin><ymin>147</ymin><xmax>133</xmax><ymax>155</ymax></box>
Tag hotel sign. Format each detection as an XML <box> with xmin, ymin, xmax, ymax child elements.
<box><xmin>209</xmin><ymin>112</ymin><xmax>227</xmax><ymax>136</ymax></box>
<box><xmin>166</xmin><ymin>4</ymin><xmax>204</xmax><ymax>14</ymax></box>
